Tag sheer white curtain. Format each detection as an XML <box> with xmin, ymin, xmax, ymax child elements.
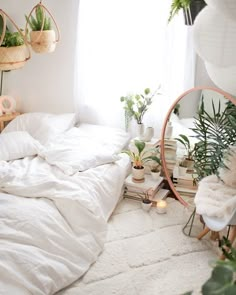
<box><xmin>74</xmin><ymin>0</ymin><xmax>194</xmax><ymax>137</ymax></box>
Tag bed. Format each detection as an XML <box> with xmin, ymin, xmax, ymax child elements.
<box><xmin>0</xmin><ymin>113</ymin><xmax>130</xmax><ymax>294</ymax></box>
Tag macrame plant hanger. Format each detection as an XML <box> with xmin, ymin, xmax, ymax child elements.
<box><xmin>25</xmin><ymin>0</ymin><xmax>60</xmax><ymax>54</ymax></box>
<box><xmin>0</xmin><ymin>9</ymin><xmax>31</xmax><ymax>71</ymax></box>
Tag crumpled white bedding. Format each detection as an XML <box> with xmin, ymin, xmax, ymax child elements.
<box><xmin>0</xmin><ymin>125</ymin><xmax>130</xmax><ymax>295</ymax></box>
<box><xmin>40</xmin><ymin>126</ymin><xmax>129</xmax><ymax>174</ymax></box>
<box><xmin>194</xmin><ymin>175</ymin><xmax>236</xmax><ymax>220</ymax></box>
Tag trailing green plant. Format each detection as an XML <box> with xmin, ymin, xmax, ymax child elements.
<box><xmin>175</xmin><ymin>134</ymin><xmax>195</xmax><ymax>160</ymax></box>
<box><xmin>26</xmin><ymin>5</ymin><xmax>52</xmax><ymax>31</ymax></box>
<box><xmin>192</xmin><ymin>98</ymin><xmax>236</xmax><ymax>181</ymax></box>
<box><xmin>120</xmin><ymin>87</ymin><xmax>160</xmax><ymax>130</ymax></box>
<box><xmin>122</xmin><ymin>140</ymin><xmax>161</xmax><ymax>169</ymax></box>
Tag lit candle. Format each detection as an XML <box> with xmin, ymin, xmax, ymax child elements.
<box><xmin>156</xmin><ymin>200</ymin><xmax>167</xmax><ymax>214</ymax></box>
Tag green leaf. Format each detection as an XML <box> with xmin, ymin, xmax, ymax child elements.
<box><xmin>134</xmin><ymin>140</ymin><xmax>145</xmax><ymax>155</ymax></box>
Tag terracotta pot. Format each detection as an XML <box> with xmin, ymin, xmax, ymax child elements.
<box><xmin>0</xmin><ymin>45</ymin><xmax>28</xmax><ymax>71</ymax></box>
<box><xmin>30</xmin><ymin>30</ymin><xmax>56</xmax><ymax>53</ymax></box>
<box><xmin>132</xmin><ymin>166</ymin><xmax>145</xmax><ymax>182</ymax></box>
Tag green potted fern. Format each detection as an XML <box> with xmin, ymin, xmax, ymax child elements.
<box><xmin>25</xmin><ymin>5</ymin><xmax>56</xmax><ymax>53</ymax></box>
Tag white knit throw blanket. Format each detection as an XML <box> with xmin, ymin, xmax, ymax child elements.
<box><xmin>194</xmin><ymin>175</ymin><xmax>236</xmax><ymax>220</ymax></box>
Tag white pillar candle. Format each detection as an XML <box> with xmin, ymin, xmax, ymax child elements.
<box><xmin>156</xmin><ymin>200</ymin><xmax>167</xmax><ymax>214</ymax></box>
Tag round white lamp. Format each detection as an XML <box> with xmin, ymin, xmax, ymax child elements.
<box><xmin>205</xmin><ymin>0</ymin><xmax>236</xmax><ymax>21</ymax></box>
<box><xmin>205</xmin><ymin>62</ymin><xmax>236</xmax><ymax>96</ymax></box>
<box><xmin>193</xmin><ymin>6</ymin><xmax>236</xmax><ymax>67</ymax></box>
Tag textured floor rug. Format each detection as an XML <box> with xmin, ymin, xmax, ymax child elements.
<box><xmin>58</xmin><ymin>198</ymin><xmax>217</xmax><ymax>295</ymax></box>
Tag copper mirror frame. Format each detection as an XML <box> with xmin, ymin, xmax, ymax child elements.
<box><xmin>160</xmin><ymin>86</ymin><xmax>236</xmax><ymax>207</ymax></box>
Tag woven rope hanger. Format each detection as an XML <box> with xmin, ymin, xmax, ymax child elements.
<box><xmin>25</xmin><ymin>1</ymin><xmax>60</xmax><ymax>46</ymax></box>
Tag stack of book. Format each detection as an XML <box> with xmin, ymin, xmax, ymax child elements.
<box><xmin>124</xmin><ymin>174</ymin><xmax>169</xmax><ymax>205</ymax></box>
<box><xmin>163</xmin><ymin>139</ymin><xmax>177</xmax><ymax>175</ymax></box>
<box><xmin>172</xmin><ymin>169</ymin><xmax>198</xmax><ymax>197</ymax></box>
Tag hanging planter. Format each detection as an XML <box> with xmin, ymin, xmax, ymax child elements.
<box><xmin>183</xmin><ymin>0</ymin><xmax>207</xmax><ymax>25</ymax></box>
<box><xmin>168</xmin><ymin>0</ymin><xmax>206</xmax><ymax>25</ymax></box>
<box><xmin>0</xmin><ymin>9</ymin><xmax>31</xmax><ymax>71</ymax></box>
<box><xmin>25</xmin><ymin>2</ymin><xmax>60</xmax><ymax>54</ymax></box>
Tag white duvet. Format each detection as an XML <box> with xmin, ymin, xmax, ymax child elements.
<box><xmin>0</xmin><ymin>125</ymin><xmax>130</xmax><ymax>295</ymax></box>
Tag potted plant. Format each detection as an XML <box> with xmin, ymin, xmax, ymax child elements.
<box><xmin>0</xmin><ymin>14</ymin><xmax>30</xmax><ymax>71</ymax></box>
<box><xmin>122</xmin><ymin>140</ymin><xmax>161</xmax><ymax>182</ymax></box>
<box><xmin>141</xmin><ymin>192</ymin><xmax>152</xmax><ymax>212</ymax></box>
<box><xmin>168</xmin><ymin>0</ymin><xmax>206</xmax><ymax>25</ymax></box>
<box><xmin>175</xmin><ymin>134</ymin><xmax>195</xmax><ymax>170</ymax></box>
<box><xmin>120</xmin><ymin>87</ymin><xmax>160</xmax><ymax>134</ymax></box>
<box><xmin>150</xmin><ymin>163</ymin><xmax>162</xmax><ymax>180</ymax></box>
<box><xmin>25</xmin><ymin>5</ymin><xmax>57</xmax><ymax>53</ymax></box>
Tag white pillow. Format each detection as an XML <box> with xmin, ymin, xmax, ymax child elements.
<box><xmin>2</xmin><ymin>112</ymin><xmax>76</xmax><ymax>145</ymax></box>
<box><xmin>0</xmin><ymin>131</ymin><xmax>42</xmax><ymax>161</ymax></box>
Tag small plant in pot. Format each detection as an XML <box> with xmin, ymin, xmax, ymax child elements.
<box><xmin>122</xmin><ymin>140</ymin><xmax>161</xmax><ymax>183</ymax></box>
<box><xmin>175</xmin><ymin>134</ymin><xmax>195</xmax><ymax>170</ymax></box>
<box><xmin>25</xmin><ymin>5</ymin><xmax>57</xmax><ymax>53</ymax></box>
<box><xmin>178</xmin><ymin>159</ymin><xmax>188</xmax><ymax>176</ymax></box>
<box><xmin>150</xmin><ymin>163</ymin><xmax>162</xmax><ymax>180</ymax></box>
<box><xmin>141</xmin><ymin>192</ymin><xmax>152</xmax><ymax>212</ymax></box>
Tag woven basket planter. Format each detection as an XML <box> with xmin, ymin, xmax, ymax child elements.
<box><xmin>30</xmin><ymin>30</ymin><xmax>56</xmax><ymax>53</ymax></box>
<box><xmin>0</xmin><ymin>45</ymin><xmax>28</xmax><ymax>71</ymax></box>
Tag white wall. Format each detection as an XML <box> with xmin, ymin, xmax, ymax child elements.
<box><xmin>0</xmin><ymin>1</ymin><xmax>217</xmax><ymax>116</ymax></box>
<box><xmin>0</xmin><ymin>0</ymin><xmax>78</xmax><ymax>113</ymax></box>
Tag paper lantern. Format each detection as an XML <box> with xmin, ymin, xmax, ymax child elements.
<box><xmin>193</xmin><ymin>6</ymin><xmax>236</xmax><ymax>67</ymax></box>
<box><xmin>205</xmin><ymin>0</ymin><xmax>236</xmax><ymax>21</ymax></box>
<box><xmin>205</xmin><ymin>62</ymin><xmax>236</xmax><ymax>96</ymax></box>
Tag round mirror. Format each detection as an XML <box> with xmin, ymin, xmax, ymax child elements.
<box><xmin>161</xmin><ymin>87</ymin><xmax>236</xmax><ymax>207</ymax></box>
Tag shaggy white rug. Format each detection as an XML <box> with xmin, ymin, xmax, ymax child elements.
<box><xmin>58</xmin><ymin>198</ymin><xmax>217</xmax><ymax>295</ymax></box>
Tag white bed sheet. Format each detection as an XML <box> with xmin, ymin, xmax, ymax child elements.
<box><xmin>0</xmin><ymin>124</ymin><xmax>130</xmax><ymax>294</ymax></box>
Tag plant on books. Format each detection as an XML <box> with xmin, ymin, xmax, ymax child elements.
<box><xmin>175</xmin><ymin>134</ymin><xmax>195</xmax><ymax>170</ymax></box>
<box><xmin>122</xmin><ymin>140</ymin><xmax>161</xmax><ymax>181</ymax></box>
<box><xmin>120</xmin><ymin>87</ymin><xmax>161</xmax><ymax>131</ymax></box>
<box><xmin>175</xmin><ymin>134</ymin><xmax>194</xmax><ymax>160</ymax></box>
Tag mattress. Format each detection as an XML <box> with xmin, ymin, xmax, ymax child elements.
<box><xmin>0</xmin><ymin>124</ymin><xmax>130</xmax><ymax>294</ymax></box>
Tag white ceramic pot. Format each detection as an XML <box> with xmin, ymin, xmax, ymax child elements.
<box><xmin>179</xmin><ymin>166</ymin><xmax>187</xmax><ymax>176</ymax></box>
<box><xmin>132</xmin><ymin>166</ymin><xmax>145</xmax><ymax>182</ymax></box>
<box><xmin>140</xmin><ymin>127</ymin><xmax>154</xmax><ymax>142</ymax></box>
<box><xmin>150</xmin><ymin>171</ymin><xmax>161</xmax><ymax>180</ymax></box>
<box><xmin>136</xmin><ymin>123</ymin><xmax>144</xmax><ymax>138</ymax></box>
<box><xmin>141</xmin><ymin>201</ymin><xmax>152</xmax><ymax>212</ymax></box>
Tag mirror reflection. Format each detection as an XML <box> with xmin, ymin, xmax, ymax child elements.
<box><xmin>162</xmin><ymin>88</ymin><xmax>236</xmax><ymax>206</ymax></box>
